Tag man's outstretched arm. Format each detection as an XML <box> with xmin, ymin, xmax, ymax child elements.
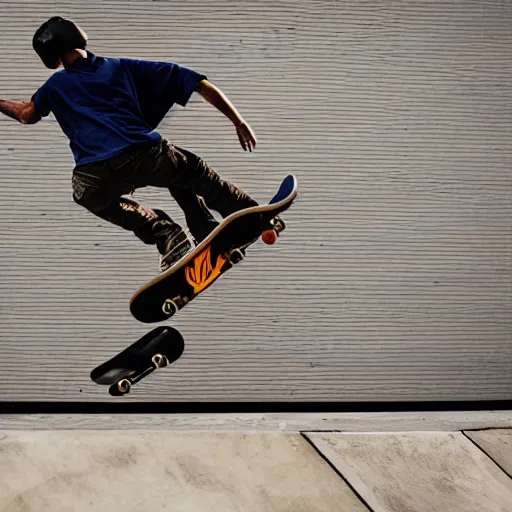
<box><xmin>195</xmin><ymin>79</ymin><xmax>257</xmax><ymax>152</ymax></box>
<box><xmin>0</xmin><ymin>100</ymin><xmax>41</xmax><ymax>124</ymax></box>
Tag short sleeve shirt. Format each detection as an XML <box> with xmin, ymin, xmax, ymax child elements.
<box><xmin>32</xmin><ymin>52</ymin><xmax>206</xmax><ymax>165</ymax></box>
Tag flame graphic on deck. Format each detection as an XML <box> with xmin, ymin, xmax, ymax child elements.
<box><xmin>185</xmin><ymin>246</ymin><xmax>227</xmax><ymax>294</ymax></box>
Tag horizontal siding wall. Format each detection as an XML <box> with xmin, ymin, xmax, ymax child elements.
<box><xmin>0</xmin><ymin>0</ymin><xmax>511</xmax><ymax>401</ymax></box>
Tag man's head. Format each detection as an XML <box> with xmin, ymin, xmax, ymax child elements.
<box><xmin>33</xmin><ymin>17</ymin><xmax>88</xmax><ymax>69</ymax></box>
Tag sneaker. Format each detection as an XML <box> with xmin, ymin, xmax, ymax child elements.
<box><xmin>159</xmin><ymin>226</ymin><xmax>194</xmax><ymax>273</ymax></box>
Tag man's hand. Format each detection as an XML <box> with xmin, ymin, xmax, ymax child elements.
<box><xmin>235</xmin><ymin>120</ymin><xmax>257</xmax><ymax>152</ymax></box>
<box><xmin>0</xmin><ymin>100</ymin><xmax>41</xmax><ymax>124</ymax></box>
<box><xmin>196</xmin><ymin>79</ymin><xmax>257</xmax><ymax>151</ymax></box>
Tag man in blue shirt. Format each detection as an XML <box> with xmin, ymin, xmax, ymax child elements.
<box><xmin>0</xmin><ymin>16</ymin><xmax>259</xmax><ymax>272</ymax></box>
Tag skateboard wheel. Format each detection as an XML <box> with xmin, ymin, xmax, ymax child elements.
<box><xmin>117</xmin><ymin>378</ymin><xmax>131</xmax><ymax>394</ymax></box>
<box><xmin>229</xmin><ymin>248</ymin><xmax>244</xmax><ymax>264</ymax></box>
<box><xmin>262</xmin><ymin>229</ymin><xmax>278</xmax><ymax>245</ymax></box>
<box><xmin>162</xmin><ymin>299</ymin><xmax>178</xmax><ymax>316</ymax></box>
<box><xmin>152</xmin><ymin>354</ymin><xmax>169</xmax><ymax>368</ymax></box>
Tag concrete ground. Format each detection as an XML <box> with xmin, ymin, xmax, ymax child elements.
<box><xmin>1</xmin><ymin>412</ymin><xmax>512</xmax><ymax>512</ymax></box>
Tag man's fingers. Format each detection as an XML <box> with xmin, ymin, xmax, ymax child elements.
<box><xmin>237</xmin><ymin>124</ymin><xmax>257</xmax><ymax>152</ymax></box>
<box><xmin>238</xmin><ymin>131</ymin><xmax>247</xmax><ymax>151</ymax></box>
<box><xmin>243</xmin><ymin>126</ymin><xmax>256</xmax><ymax>151</ymax></box>
<box><xmin>239</xmin><ymin>131</ymin><xmax>248</xmax><ymax>151</ymax></box>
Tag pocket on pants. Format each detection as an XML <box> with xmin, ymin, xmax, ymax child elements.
<box><xmin>72</xmin><ymin>168</ymin><xmax>120</xmax><ymax>213</ymax></box>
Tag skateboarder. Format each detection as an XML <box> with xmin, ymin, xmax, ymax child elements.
<box><xmin>0</xmin><ymin>16</ymin><xmax>259</xmax><ymax>271</ymax></box>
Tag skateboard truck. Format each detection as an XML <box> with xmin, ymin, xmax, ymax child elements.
<box><xmin>229</xmin><ymin>248</ymin><xmax>245</xmax><ymax>264</ymax></box>
<box><xmin>114</xmin><ymin>353</ymin><xmax>169</xmax><ymax>396</ymax></box>
<box><xmin>262</xmin><ymin>216</ymin><xmax>286</xmax><ymax>245</ymax></box>
<box><xmin>162</xmin><ymin>296</ymin><xmax>188</xmax><ymax>316</ymax></box>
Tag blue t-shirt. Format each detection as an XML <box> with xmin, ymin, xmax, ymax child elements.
<box><xmin>32</xmin><ymin>51</ymin><xmax>206</xmax><ymax>165</ymax></box>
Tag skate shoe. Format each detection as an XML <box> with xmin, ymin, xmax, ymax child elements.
<box><xmin>159</xmin><ymin>226</ymin><xmax>194</xmax><ymax>273</ymax></box>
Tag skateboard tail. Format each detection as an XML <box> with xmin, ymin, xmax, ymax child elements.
<box><xmin>269</xmin><ymin>175</ymin><xmax>297</xmax><ymax>206</ymax></box>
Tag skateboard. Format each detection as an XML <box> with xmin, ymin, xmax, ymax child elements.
<box><xmin>130</xmin><ymin>174</ymin><xmax>298</xmax><ymax>323</ymax></box>
<box><xmin>90</xmin><ymin>326</ymin><xmax>184</xmax><ymax>396</ymax></box>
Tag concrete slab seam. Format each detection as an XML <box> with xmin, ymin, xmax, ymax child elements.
<box><xmin>461</xmin><ymin>430</ymin><xmax>512</xmax><ymax>480</ymax></box>
<box><xmin>300</xmin><ymin>432</ymin><xmax>374</xmax><ymax>512</ymax></box>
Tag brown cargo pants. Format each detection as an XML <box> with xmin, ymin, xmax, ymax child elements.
<box><xmin>71</xmin><ymin>138</ymin><xmax>258</xmax><ymax>254</ymax></box>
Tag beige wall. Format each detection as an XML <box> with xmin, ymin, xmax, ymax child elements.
<box><xmin>0</xmin><ymin>0</ymin><xmax>510</xmax><ymax>401</ymax></box>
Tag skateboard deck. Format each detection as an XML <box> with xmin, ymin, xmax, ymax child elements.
<box><xmin>130</xmin><ymin>174</ymin><xmax>298</xmax><ymax>323</ymax></box>
<box><xmin>90</xmin><ymin>326</ymin><xmax>184</xmax><ymax>396</ymax></box>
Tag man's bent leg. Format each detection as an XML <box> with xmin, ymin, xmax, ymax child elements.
<box><xmin>72</xmin><ymin>167</ymin><xmax>184</xmax><ymax>255</ymax></box>
<box><xmin>141</xmin><ymin>140</ymin><xmax>258</xmax><ymax>219</ymax></box>
<box><xmin>173</xmin><ymin>144</ymin><xmax>259</xmax><ymax>218</ymax></box>
<box><xmin>169</xmin><ymin>187</ymin><xmax>219</xmax><ymax>242</ymax></box>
